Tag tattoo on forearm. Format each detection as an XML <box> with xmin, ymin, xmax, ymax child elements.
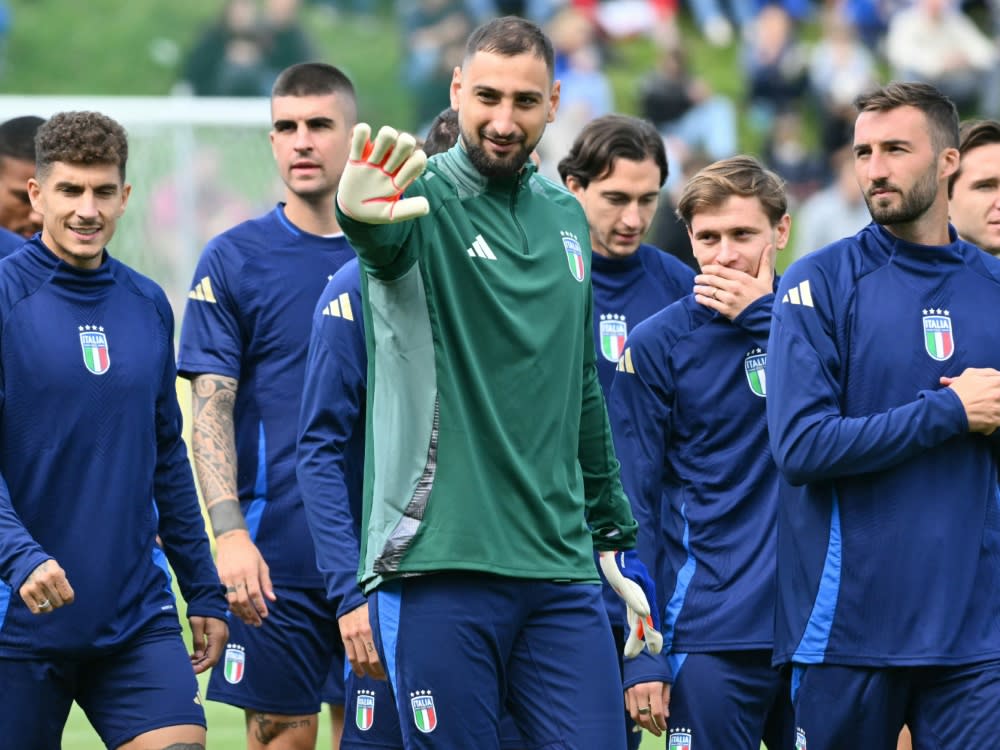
<box><xmin>252</xmin><ymin>713</ymin><xmax>312</xmax><ymax>743</ymax></box>
<box><xmin>191</xmin><ymin>375</ymin><xmax>245</xmax><ymax>538</ymax></box>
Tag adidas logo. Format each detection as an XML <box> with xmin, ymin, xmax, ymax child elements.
<box><xmin>322</xmin><ymin>292</ymin><xmax>354</xmax><ymax>321</ymax></box>
<box><xmin>781</xmin><ymin>279</ymin><xmax>813</xmax><ymax>307</ymax></box>
<box><xmin>616</xmin><ymin>347</ymin><xmax>635</xmax><ymax>374</ymax></box>
<box><xmin>466</xmin><ymin>234</ymin><xmax>496</xmax><ymax>260</ymax></box>
<box><xmin>188</xmin><ymin>276</ymin><xmax>217</xmax><ymax>303</ymax></box>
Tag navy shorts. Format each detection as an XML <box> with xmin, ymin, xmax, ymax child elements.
<box><xmin>371</xmin><ymin>573</ymin><xmax>624</xmax><ymax>750</ymax></box>
<box><xmin>208</xmin><ymin>584</ymin><xmax>343</xmax><ymax>715</ymax></box>
<box><xmin>342</xmin><ymin>669</ymin><xmax>404</xmax><ymax>749</ymax></box>
<box><xmin>667</xmin><ymin>650</ymin><xmax>793</xmax><ymax>750</ymax></box>
<box><xmin>0</xmin><ymin>621</ymin><xmax>204</xmax><ymax>750</ymax></box>
<box><xmin>792</xmin><ymin>659</ymin><xmax>1000</xmax><ymax>750</ymax></box>
<box><xmin>340</xmin><ymin>659</ymin><xmax>526</xmax><ymax>749</ymax></box>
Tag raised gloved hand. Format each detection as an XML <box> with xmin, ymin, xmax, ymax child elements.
<box><xmin>599</xmin><ymin>550</ymin><xmax>664</xmax><ymax>658</ymax></box>
<box><xmin>337</xmin><ymin>123</ymin><xmax>430</xmax><ymax>225</ymax></box>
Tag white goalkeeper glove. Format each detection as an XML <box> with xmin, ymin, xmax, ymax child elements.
<box><xmin>599</xmin><ymin>550</ymin><xmax>664</xmax><ymax>658</ymax></box>
<box><xmin>336</xmin><ymin>123</ymin><xmax>430</xmax><ymax>225</ymax></box>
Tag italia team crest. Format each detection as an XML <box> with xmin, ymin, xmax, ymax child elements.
<box><xmin>669</xmin><ymin>728</ymin><xmax>692</xmax><ymax>750</ymax></box>
<box><xmin>744</xmin><ymin>347</ymin><xmax>767</xmax><ymax>397</ymax></box>
<box><xmin>795</xmin><ymin>727</ymin><xmax>807</xmax><ymax>750</ymax></box>
<box><xmin>599</xmin><ymin>314</ymin><xmax>628</xmax><ymax>362</ymax></box>
<box><xmin>223</xmin><ymin>644</ymin><xmax>245</xmax><ymax>684</ymax></box>
<box><xmin>561</xmin><ymin>230</ymin><xmax>585</xmax><ymax>282</ymax></box>
<box><xmin>355</xmin><ymin>689</ymin><xmax>375</xmax><ymax>731</ymax></box>
<box><xmin>922</xmin><ymin>308</ymin><xmax>954</xmax><ymax>361</ymax></box>
<box><xmin>78</xmin><ymin>325</ymin><xmax>110</xmax><ymax>375</ymax></box>
<box><xmin>410</xmin><ymin>690</ymin><xmax>437</xmax><ymax>733</ymax></box>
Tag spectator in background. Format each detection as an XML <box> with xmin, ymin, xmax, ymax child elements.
<box><xmin>398</xmin><ymin>0</ymin><xmax>474</xmax><ymax>129</ymax></box>
<box><xmin>838</xmin><ymin>0</ymin><xmax>898</xmax><ymax>48</ymax></box>
<box><xmin>762</xmin><ymin>110</ymin><xmax>825</xmax><ymax>202</ymax></box>
<box><xmin>885</xmin><ymin>0</ymin><xmax>997</xmax><ymax>116</ymax></box>
<box><xmin>683</xmin><ymin>0</ymin><xmax>754</xmax><ymax>46</ymax></box>
<box><xmin>792</xmin><ymin>145</ymin><xmax>870</xmax><ymax>261</ymax></box>
<box><xmin>262</xmin><ymin>0</ymin><xmax>314</xmax><ymax>74</ymax></box>
<box><xmin>0</xmin><ymin>115</ymin><xmax>44</xmax><ymax>254</ymax></box>
<box><xmin>807</xmin><ymin>8</ymin><xmax>878</xmax><ymax>159</ymax></box>
<box><xmin>638</xmin><ymin>40</ymin><xmax>738</xmax><ymax>187</ymax></box>
<box><xmin>742</xmin><ymin>4</ymin><xmax>809</xmax><ymax>132</ymax></box>
<box><xmin>949</xmin><ymin>119</ymin><xmax>1000</xmax><ymax>255</ymax></box>
<box><xmin>571</xmin><ymin>0</ymin><xmax>679</xmax><ymax>48</ymax></box>
<box><xmin>181</xmin><ymin>0</ymin><xmax>274</xmax><ymax>96</ymax></box>
<box><xmin>536</xmin><ymin>7</ymin><xmax>614</xmax><ymax>176</ymax></box>
<box><xmin>466</xmin><ymin>0</ymin><xmax>561</xmax><ymax>24</ymax></box>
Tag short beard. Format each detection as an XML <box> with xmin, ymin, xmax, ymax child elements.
<box><xmin>463</xmin><ymin>133</ymin><xmax>531</xmax><ymax>179</ymax></box>
<box><xmin>864</xmin><ymin>165</ymin><xmax>938</xmax><ymax>226</ymax></box>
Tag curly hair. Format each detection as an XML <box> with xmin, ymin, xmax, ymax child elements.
<box><xmin>35</xmin><ymin>111</ymin><xmax>128</xmax><ymax>181</ymax></box>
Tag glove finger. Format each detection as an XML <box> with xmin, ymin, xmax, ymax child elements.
<box><xmin>622</xmin><ymin>607</ymin><xmax>642</xmax><ymax>658</ymax></box>
<box><xmin>349</xmin><ymin>123</ymin><xmax>371</xmax><ymax>162</ymax></box>
<box><xmin>390</xmin><ymin>196</ymin><xmax>431</xmax><ymax>223</ymax></box>
<box><xmin>383</xmin><ymin>132</ymin><xmax>417</xmax><ymax>175</ymax></box>
<box><xmin>645</xmin><ymin>625</ymin><xmax>664</xmax><ymax>655</ymax></box>
<box><xmin>623</xmin><ymin>629</ymin><xmax>643</xmax><ymax>659</ymax></box>
<box><xmin>392</xmin><ymin>149</ymin><xmax>428</xmax><ymax>193</ymax></box>
<box><xmin>616</xmin><ymin>578</ymin><xmax>651</xmax><ymax>618</ymax></box>
<box><xmin>369</xmin><ymin>125</ymin><xmax>400</xmax><ymax>166</ymax></box>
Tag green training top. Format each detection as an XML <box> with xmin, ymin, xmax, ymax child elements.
<box><xmin>337</xmin><ymin>144</ymin><xmax>638</xmax><ymax>593</ymax></box>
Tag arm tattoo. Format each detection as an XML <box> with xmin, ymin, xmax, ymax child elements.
<box><xmin>191</xmin><ymin>374</ymin><xmax>246</xmax><ymax>538</ymax></box>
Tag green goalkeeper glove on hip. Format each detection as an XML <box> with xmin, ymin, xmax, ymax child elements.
<box><xmin>336</xmin><ymin>123</ymin><xmax>430</xmax><ymax>224</ymax></box>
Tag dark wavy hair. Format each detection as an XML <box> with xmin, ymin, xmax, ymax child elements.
<box><xmin>558</xmin><ymin>114</ymin><xmax>668</xmax><ymax>188</ymax></box>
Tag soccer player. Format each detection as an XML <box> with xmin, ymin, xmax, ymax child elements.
<box><xmin>557</xmin><ymin>113</ymin><xmax>693</xmax><ymax>749</ymax></box>
<box><xmin>948</xmin><ymin>118</ymin><xmax>1000</xmax><ymax>255</ymax></box>
<box><xmin>0</xmin><ymin>110</ymin><xmax>228</xmax><ymax>749</ymax></box>
<box><xmin>610</xmin><ymin>155</ymin><xmax>793</xmax><ymax>749</ymax></box>
<box><xmin>0</xmin><ymin>115</ymin><xmax>44</xmax><ymax>255</ymax></box>
<box><xmin>178</xmin><ymin>62</ymin><xmax>358</xmax><ymax>750</ymax></box>
<box><xmin>768</xmin><ymin>81</ymin><xmax>1000</xmax><ymax>749</ymax></box>
<box><xmin>333</xmin><ymin>15</ymin><xmax>659</xmax><ymax>750</ymax></box>
<box><xmin>297</xmin><ymin>99</ymin><xmax>434</xmax><ymax>750</ymax></box>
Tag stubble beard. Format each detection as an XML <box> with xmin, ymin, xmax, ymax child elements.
<box><xmin>462</xmin><ymin>130</ymin><xmax>533</xmax><ymax>179</ymax></box>
<box><xmin>865</xmin><ymin>166</ymin><xmax>938</xmax><ymax>226</ymax></box>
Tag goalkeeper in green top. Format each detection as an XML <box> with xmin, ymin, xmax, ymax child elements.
<box><xmin>326</xmin><ymin>14</ymin><xmax>662</xmax><ymax>750</ymax></box>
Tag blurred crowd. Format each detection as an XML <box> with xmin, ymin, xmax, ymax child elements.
<box><xmin>172</xmin><ymin>0</ymin><xmax>1000</xmax><ymax>262</ymax></box>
